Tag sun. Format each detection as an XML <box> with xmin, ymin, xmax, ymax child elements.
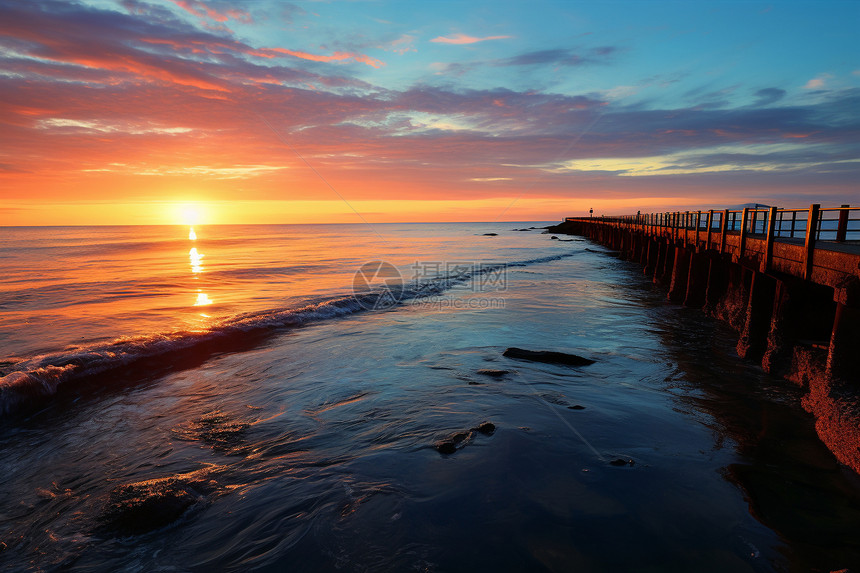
<box><xmin>172</xmin><ymin>202</ymin><xmax>208</xmax><ymax>226</ymax></box>
<box><xmin>181</xmin><ymin>205</ymin><xmax>202</xmax><ymax>226</ymax></box>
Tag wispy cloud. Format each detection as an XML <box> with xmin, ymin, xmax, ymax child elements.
<box><xmin>804</xmin><ymin>74</ymin><xmax>831</xmax><ymax>90</ymax></box>
<box><xmin>430</xmin><ymin>33</ymin><xmax>511</xmax><ymax>45</ymax></box>
<box><xmin>170</xmin><ymin>0</ymin><xmax>252</xmax><ymax>24</ymax></box>
<box><xmin>266</xmin><ymin>48</ymin><xmax>384</xmax><ymax>68</ymax></box>
<box><xmin>752</xmin><ymin>87</ymin><xmax>786</xmax><ymax>106</ymax></box>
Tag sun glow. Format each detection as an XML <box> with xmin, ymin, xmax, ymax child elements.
<box><xmin>172</xmin><ymin>202</ymin><xmax>210</xmax><ymax>226</ymax></box>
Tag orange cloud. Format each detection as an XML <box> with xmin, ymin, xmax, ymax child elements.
<box><xmin>430</xmin><ymin>33</ymin><xmax>511</xmax><ymax>45</ymax></box>
<box><xmin>266</xmin><ymin>48</ymin><xmax>384</xmax><ymax>68</ymax></box>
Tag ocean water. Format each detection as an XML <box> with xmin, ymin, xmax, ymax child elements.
<box><xmin>1</xmin><ymin>223</ymin><xmax>859</xmax><ymax>572</ymax></box>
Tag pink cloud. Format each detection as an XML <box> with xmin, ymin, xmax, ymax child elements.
<box><xmin>171</xmin><ymin>0</ymin><xmax>251</xmax><ymax>23</ymax></box>
<box><xmin>430</xmin><ymin>33</ymin><xmax>511</xmax><ymax>45</ymax></box>
<box><xmin>266</xmin><ymin>48</ymin><xmax>384</xmax><ymax>68</ymax></box>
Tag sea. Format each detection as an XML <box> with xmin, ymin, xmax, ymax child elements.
<box><xmin>1</xmin><ymin>223</ymin><xmax>858</xmax><ymax>572</ymax></box>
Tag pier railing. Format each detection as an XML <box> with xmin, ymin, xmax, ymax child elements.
<box><xmin>566</xmin><ymin>204</ymin><xmax>859</xmax><ymax>243</ymax></box>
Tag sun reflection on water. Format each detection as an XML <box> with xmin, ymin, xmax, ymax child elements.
<box><xmin>189</xmin><ymin>247</ymin><xmax>204</xmax><ymax>274</ymax></box>
<box><xmin>187</xmin><ymin>226</ymin><xmax>212</xmax><ymax>308</ymax></box>
<box><xmin>194</xmin><ymin>291</ymin><xmax>213</xmax><ymax>306</ymax></box>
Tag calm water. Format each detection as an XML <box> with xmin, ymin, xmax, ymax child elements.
<box><xmin>1</xmin><ymin>223</ymin><xmax>858</xmax><ymax>572</ymax></box>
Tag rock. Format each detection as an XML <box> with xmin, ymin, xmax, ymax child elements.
<box><xmin>483</xmin><ymin>233</ymin><xmax>498</xmax><ymax>236</ymax></box>
<box><xmin>435</xmin><ymin>431</ymin><xmax>472</xmax><ymax>454</ymax></box>
<box><xmin>568</xmin><ymin>405</ymin><xmax>586</xmax><ymax>410</ymax></box>
<box><xmin>435</xmin><ymin>422</ymin><xmax>496</xmax><ymax>453</ymax></box>
<box><xmin>476</xmin><ymin>369</ymin><xmax>511</xmax><ymax>377</ymax></box>
<box><xmin>99</xmin><ymin>468</ymin><xmax>218</xmax><ymax>535</ymax></box>
<box><xmin>550</xmin><ymin>236</ymin><xmax>558</xmax><ymax>240</ymax></box>
<box><xmin>473</xmin><ymin>421</ymin><xmax>495</xmax><ymax>435</ymax></box>
<box><xmin>436</xmin><ymin>441</ymin><xmax>458</xmax><ymax>455</ymax></box>
<box><xmin>609</xmin><ymin>458</ymin><xmax>635</xmax><ymax>467</ymax></box>
<box><xmin>503</xmin><ymin>347</ymin><xmax>595</xmax><ymax>366</ymax></box>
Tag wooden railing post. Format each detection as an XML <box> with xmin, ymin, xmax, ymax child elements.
<box><xmin>684</xmin><ymin>211</ymin><xmax>690</xmax><ymax>246</ymax></box>
<box><xmin>803</xmin><ymin>204</ymin><xmax>820</xmax><ymax>280</ymax></box>
<box><xmin>837</xmin><ymin>204</ymin><xmax>850</xmax><ymax>242</ymax></box>
<box><xmin>705</xmin><ymin>210</ymin><xmax>714</xmax><ymax>250</ymax></box>
<box><xmin>695</xmin><ymin>210</ymin><xmax>701</xmax><ymax>248</ymax></box>
<box><xmin>719</xmin><ymin>209</ymin><xmax>728</xmax><ymax>254</ymax></box>
<box><xmin>738</xmin><ymin>207</ymin><xmax>749</xmax><ymax>261</ymax></box>
<box><xmin>762</xmin><ymin>206</ymin><xmax>777</xmax><ymax>273</ymax></box>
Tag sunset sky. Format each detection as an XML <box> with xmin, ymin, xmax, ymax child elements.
<box><xmin>1</xmin><ymin>0</ymin><xmax>858</xmax><ymax>225</ymax></box>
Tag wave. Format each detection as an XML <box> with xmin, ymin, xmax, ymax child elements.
<box><xmin>0</xmin><ymin>252</ymin><xmax>576</xmax><ymax>418</ymax></box>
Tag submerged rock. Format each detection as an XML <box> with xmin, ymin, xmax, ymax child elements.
<box><xmin>435</xmin><ymin>431</ymin><xmax>472</xmax><ymax>454</ymax></box>
<box><xmin>550</xmin><ymin>236</ymin><xmax>559</xmax><ymax>240</ymax></box>
<box><xmin>568</xmin><ymin>405</ymin><xmax>586</xmax><ymax>410</ymax></box>
<box><xmin>435</xmin><ymin>422</ymin><xmax>496</xmax><ymax>454</ymax></box>
<box><xmin>172</xmin><ymin>411</ymin><xmax>249</xmax><ymax>453</ymax></box>
<box><xmin>503</xmin><ymin>347</ymin><xmax>595</xmax><ymax>366</ymax></box>
<box><xmin>99</xmin><ymin>468</ymin><xmax>218</xmax><ymax>535</ymax></box>
<box><xmin>609</xmin><ymin>458</ymin><xmax>635</xmax><ymax>467</ymax></box>
<box><xmin>483</xmin><ymin>233</ymin><xmax>498</xmax><ymax>236</ymax></box>
<box><xmin>476</xmin><ymin>368</ymin><xmax>511</xmax><ymax>378</ymax></box>
<box><xmin>473</xmin><ymin>421</ymin><xmax>495</xmax><ymax>435</ymax></box>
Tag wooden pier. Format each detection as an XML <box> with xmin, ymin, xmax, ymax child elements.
<box><xmin>549</xmin><ymin>204</ymin><xmax>860</xmax><ymax>474</ymax></box>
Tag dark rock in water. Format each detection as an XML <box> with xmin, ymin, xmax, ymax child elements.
<box><xmin>436</xmin><ymin>441</ymin><xmax>458</xmax><ymax>455</ymax></box>
<box><xmin>568</xmin><ymin>404</ymin><xmax>586</xmax><ymax>410</ymax></box>
<box><xmin>435</xmin><ymin>431</ymin><xmax>472</xmax><ymax>454</ymax></box>
<box><xmin>483</xmin><ymin>233</ymin><xmax>498</xmax><ymax>236</ymax></box>
<box><xmin>503</xmin><ymin>347</ymin><xmax>595</xmax><ymax>366</ymax></box>
<box><xmin>468</xmin><ymin>380</ymin><xmax>484</xmax><ymax>386</ymax></box>
<box><xmin>473</xmin><ymin>421</ymin><xmax>496</xmax><ymax>435</ymax></box>
<box><xmin>609</xmin><ymin>458</ymin><xmax>635</xmax><ymax>467</ymax></box>
<box><xmin>99</xmin><ymin>468</ymin><xmax>218</xmax><ymax>535</ymax></box>
<box><xmin>435</xmin><ymin>422</ymin><xmax>496</xmax><ymax>453</ymax></box>
<box><xmin>550</xmin><ymin>236</ymin><xmax>558</xmax><ymax>240</ymax></box>
<box><xmin>476</xmin><ymin>368</ymin><xmax>511</xmax><ymax>377</ymax></box>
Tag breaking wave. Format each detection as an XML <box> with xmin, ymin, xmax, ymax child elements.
<box><xmin>0</xmin><ymin>252</ymin><xmax>576</xmax><ymax>417</ymax></box>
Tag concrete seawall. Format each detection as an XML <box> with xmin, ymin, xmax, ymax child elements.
<box><xmin>549</xmin><ymin>205</ymin><xmax>860</xmax><ymax>474</ymax></box>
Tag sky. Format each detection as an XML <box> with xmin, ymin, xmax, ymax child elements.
<box><xmin>0</xmin><ymin>0</ymin><xmax>858</xmax><ymax>225</ymax></box>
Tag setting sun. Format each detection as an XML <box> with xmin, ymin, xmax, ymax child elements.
<box><xmin>180</xmin><ymin>205</ymin><xmax>203</xmax><ymax>226</ymax></box>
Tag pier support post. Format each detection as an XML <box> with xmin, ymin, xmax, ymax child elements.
<box><xmin>703</xmin><ymin>253</ymin><xmax>729</xmax><ymax>315</ymax></box>
<box><xmin>737</xmin><ymin>271</ymin><xmax>776</xmax><ymax>360</ymax></box>
<box><xmin>644</xmin><ymin>238</ymin><xmax>658</xmax><ymax>277</ymax></box>
<box><xmin>668</xmin><ymin>245</ymin><xmax>691</xmax><ymax>303</ymax></box>
<box><xmin>762</xmin><ymin>279</ymin><xmax>797</xmax><ymax>376</ymax></box>
<box><xmin>827</xmin><ymin>276</ymin><xmax>860</xmax><ymax>386</ymax></box>
<box><xmin>684</xmin><ymin>248</ymin><xmax>710</xmax><ymax>308</ymax></box>
<box><xmin>654</xmin><ymin>239</ymin><xmax>674</xmax><ymax>285</ymax></box>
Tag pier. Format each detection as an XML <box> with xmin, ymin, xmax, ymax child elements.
<box><xmin>549</xmin><ymin>205</ymin><xmax>860</xmax><ymax>474</ymax></box>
